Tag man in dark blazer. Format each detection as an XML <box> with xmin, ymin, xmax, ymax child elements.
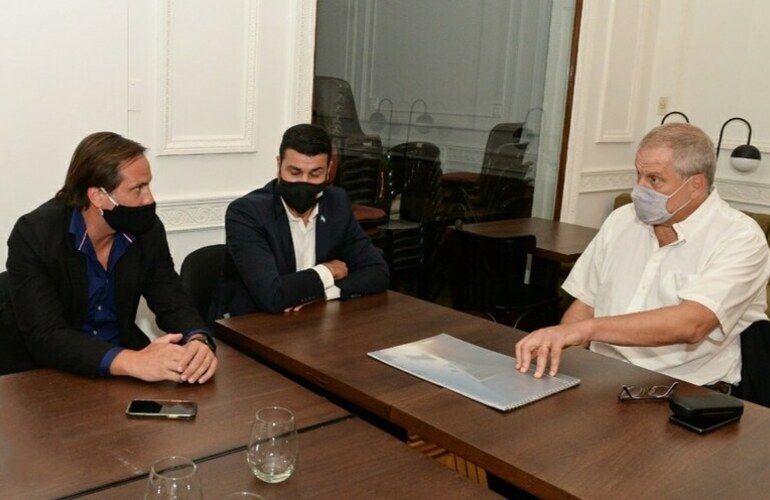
<box><xmin>4</xmin><ymin>132</ymin><xmax>217</xmax><ymax>381</ymax></box>
<box><xmin>213</xmin><ymin>124</ymin><xmax>389</xmax><ymax>317</ymax></box>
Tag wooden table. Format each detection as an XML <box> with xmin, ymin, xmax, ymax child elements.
<box><xmin>216</xmin><ymin>291</ymin><xmax>770</xmax><ymax>499</ymax></box>
<box><xmin>457</xmin><ymin>217</ymin><xmax>598</xmax><ymax>264</ymax></box>
<box><xmin>457</xmin><ymin>217</ymin><xmax>598</xmax><ymax>295</ymax></box>
<box><xmin>0</xmin><ymin>344</ymin><xmax>348</xmax><ymax>500</ymax></box>
<box><xmin>81</xmin><ymin>417</ymin><xmax>501</xmax><ymax>499</ymax></box>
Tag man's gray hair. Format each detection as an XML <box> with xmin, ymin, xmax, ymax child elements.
<box><xmin>638</xmin><ymin>123</ymin><xmax>716</xmax><ymax>188</ymax></box>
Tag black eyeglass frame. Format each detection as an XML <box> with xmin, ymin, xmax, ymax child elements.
<box><xmin>617</xmin><ymin>381</ymin><xmax>679</xmax><ymax>401</ymax></box>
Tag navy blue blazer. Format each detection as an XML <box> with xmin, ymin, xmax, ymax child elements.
<box><xmin>213</xmin><ymin>179</ymin><xmax>389</xmax><ymax>316</ymax></box>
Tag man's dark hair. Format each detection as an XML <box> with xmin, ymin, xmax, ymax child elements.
<box><xmin>56</xmin><ymin>131</ymin><xmax>147</xmax><ymax>209</ymax></box>
<box><xmin>279</xmin><ymin>124</ymin><xmax>332</xmax><ymax>160</ymax></box>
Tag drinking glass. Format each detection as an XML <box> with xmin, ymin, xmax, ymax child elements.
<box><xmin>247</xmin><ymin>406</ymin><xmax>298</xmax><ymax>483</ymax></box>
<box><xmin>144</xmin><ymin>456</ymin><xmax>202</xmax><ymax>500</ymax></box>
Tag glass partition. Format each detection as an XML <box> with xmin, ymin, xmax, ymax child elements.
<box><xmin>313</xmin><ymin>0</ymin><xmax>578</xmax><ymax>307</ymax></box>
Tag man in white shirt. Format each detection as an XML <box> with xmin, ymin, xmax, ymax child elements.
<box><xmin>515</xmin><ymin>123</ymin><xmax>770</xmax><ymax>388</ymax></box>
<box><xmin>212</xmin><ymin>124</ymin><xmax>389</xmax><ymax>316</ymax></box>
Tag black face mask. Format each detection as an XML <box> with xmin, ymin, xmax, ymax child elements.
<box><xmin>277</xmin><ymin>180</ymin><xmax>325</xmax><ymax>214</ymax></box>
<box><xmin>100</xmin><ymin>189</ymin><xmax>157</xmax><ymax>235</ymax></box>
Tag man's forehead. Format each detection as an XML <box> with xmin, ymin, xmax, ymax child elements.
<box><xmin>118</xmin><ymin>155</ymin><xmax>152</xmax><ymax>183</ymax></box>
<box><xmin>635</xmin><ymin>146</ymin><xmax>674</xmax><ymax>169</ymax></box>
<box><xmin>281</xmin><ymin>149</ymin><xmax>328</xmax><ymax>169</ymax></box>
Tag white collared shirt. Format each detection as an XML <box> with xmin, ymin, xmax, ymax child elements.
<box><xmin>281</xmin><ymin>199</ymin><xmax>341</xmax><ymax>301</ymax></box>
<box><xmin>564</xmin><ymin>189</ymin><xmax>770</xmax><ymax>385</ymax></box>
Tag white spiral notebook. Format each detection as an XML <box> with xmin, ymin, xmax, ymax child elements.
<box><xmin>368</xmin><ymin>333</ymin><xmax>580</xmax><ymax>411</ymax></box>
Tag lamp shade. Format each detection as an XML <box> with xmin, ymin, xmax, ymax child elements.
<box><xmin>368</xmin><ymin>98</ymin><xmax>393</xmax><ymax>132</ymax></box>
<box><xmin>414</xmin><ymin>111</ymin><xmax>434</xmax><ymax>133</ymax></box>
<box><xmin>370</xmin><ymin>111</ymin><xmax>387</xmax><ymax>131</ymax></box>
<box><xmin>406</xmin><ymin>99</ymin><xmax>433</xmax><ymax>143</ymax></box>
<box><xmin>730</xmin><ymin>144</ymin><xmax>762</xmax><ymax>172</ymax></box>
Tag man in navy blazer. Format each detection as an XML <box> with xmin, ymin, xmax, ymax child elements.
<box><xmin>213</xmin><ymin>124</ymin><xmax>389</xmax><ymax>317</ymax></box>
<box><xmin>4</xmin><ymin>132</ymin><xmax>217</xmax><ymax>381</ymax></box>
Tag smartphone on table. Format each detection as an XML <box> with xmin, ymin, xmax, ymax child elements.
<box><xmin>126</xmin><ymin>399</ymin><xmax>197</xmax><ymax>419</ymax></box>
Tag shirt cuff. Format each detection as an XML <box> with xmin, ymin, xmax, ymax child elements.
<box><xmin>312</xmin><ymin>264</ymin><xmax>336</xmax><ymax>289</ymax></box>
<box><xmin>100</xmin><ymin>346</ymin><xmax>123</xmax><ymax>377</ymax></box>
<box><xmin>182</xmin><ymin>329</ymin><xmax>210</xmax><ymax>343</ymax></box>
<box><xmin>312</xmin><ymin>265</ymin><xmax>341</xmax><ymax>301</ymax></box>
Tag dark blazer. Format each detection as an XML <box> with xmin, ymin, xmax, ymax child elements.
<box><xmin>213</xmin><ymin>179</ymin><xmax>389</xmax><ymax>316</ymax></box>
<box><xmin>4</xmin><ymin>198</ymin><xmax>209</xmax><ymax>378</ymax></box>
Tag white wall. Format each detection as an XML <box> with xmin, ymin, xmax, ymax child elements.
<box><xmin>564</xmin><ymin>0</ymin><xmax>770</xmax><ymax>228</ymax></box>
<box><xmin>0</xmin><ymin>0</ymin><xmax>317</xmax><ymax>268</ymax></box>
<box><xmin>4</xmin><ymin>0</ymin><xmax>768</xmax><ymax>253</ymax></box>
<box><xmin>0</xmin><ymin>1</ymin><xmax>129</xmax><ymax>264</ymax></box>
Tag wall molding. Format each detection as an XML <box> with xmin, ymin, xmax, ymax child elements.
<box><xmin>594</xmin><ymin>0</ymin><xmax>647</xmax><ymax>143</ymax></box>
<box><xmin>578</xmin><ymin>169</ymin><xmax>770</xmax><ymax>209</ymax></box>
<box><xmin>445</xmin><ymin>144</ymin><xmax>485</xmax><ymax>168</ymax></box>
<box><xmin>291</xmin><ymin>0</ymin><xmax>317</xmax><ymax>122</ymax></box>
<box><xmin>579</xmin><ymin>169</ymin><xmax>636</xmax><ymax>193</ymax></box>
<box><xmin>714</xmin><ymin>137</ymin><xmax>770</xmax><ymax>155</ymax></box>
<box><xmin>157</xmin><ymin>196</ymin><xmax>234</xmax><ymax>233</ymax></box>
<box><xmin>715</xmin><ymin>179</ymin><xmax>770</xmax><ymax>208</ymax></box>
<box><xmin>157</xmin><ymin>0</ymin><xmax>259</xmax><ymax>155</ymax></box>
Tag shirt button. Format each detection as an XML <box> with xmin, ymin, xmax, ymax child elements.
<box><xmin>92</xmin><ymin>330</ymin><xmax>98</xmax><ymax>336</ymax></box>
<box><xmin>97</xmin><ymin>305</ymin><xmax>102</xmax><ymax>311</ymax></box>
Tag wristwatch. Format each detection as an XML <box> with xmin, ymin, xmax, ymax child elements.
<box><xmin>190</xmin><ymin>335</ymin><xmax>217</xmax><ymax>354</ymax></box>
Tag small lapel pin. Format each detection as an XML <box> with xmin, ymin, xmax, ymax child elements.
<box><xmin>320</xmin><ymin>215</ymin><xmax>326</xmax><ymax>223</ymax></box>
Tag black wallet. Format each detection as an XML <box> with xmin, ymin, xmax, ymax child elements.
<box><xmin>669</xmin><ymin>394</ymin><xmax>744</xmax><ymax>434</ymax></box>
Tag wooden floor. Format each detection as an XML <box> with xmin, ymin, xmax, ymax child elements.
<box><xmin>408</xmin><ymin>434</ymin><xmax>488</xmax><ymax>488</ymax></box>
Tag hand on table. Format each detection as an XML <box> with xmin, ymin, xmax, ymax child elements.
<box><xmin>514</xmin><ymin>324</ymin><xmax>587</xmax><ymax>378</ymax></box>
<box><xmin>111</xmin><ymin>333</ymin><xmax>217</xmax><ymax>383</ymax></box>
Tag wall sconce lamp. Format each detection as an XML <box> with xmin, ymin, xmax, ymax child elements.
<box><xmin>660</xmin><ymin>111</ymin><xmax>690</xmax><ymax>124</ymax></box>
<box><xmin>405</xmin><ymin>98</ymin><xmax>433</xmax><ymax>148</ymax></box>
<box><xmin>409</xmin><ymin>99</ymin><xmax>433</xmax><ymax>133</ymax></box>
<box><xmin>369</xmin><ymin>98</ymin><xmax>393</xmax><ymax>147</ymax></box>
<box><xmin>717</xmin><ymin>117</ymin><xmax>761</xmax><ymax>173</ymax></box>
<box><xmin>369</xmin><ymin>98</ymin><xmax>392</xmax><ymax>131</ymax></box>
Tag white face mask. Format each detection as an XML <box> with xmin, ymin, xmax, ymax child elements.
<box><xmin>630</xmin><ymin>177</ymin><xmax>693</xmax><ymax>225</ymax></box>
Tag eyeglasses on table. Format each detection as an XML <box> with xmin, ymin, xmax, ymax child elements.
<box><xmin>617</xmin><ymin>381</ymin><xmax>678</xmax><ymax>401</ymax></box>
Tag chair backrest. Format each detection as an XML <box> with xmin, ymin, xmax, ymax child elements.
<box><xmin>388</xmin><ymin>142</ymin><xmax>443</xmax><ymax>222</ymax></box>
<box><xmin>476</xmin><ymin>123</ymin><xmax>533</xmax><ymax>218</ymax></box>
<box><xmin>179</xmin><ymin>244</ymin><xmax>227</xmax><ymax>320</ymax></box>
<box><xmin>738</xmin><ymin>320</ymin><xmax>770</xmax><ymax>408</ymax></box>
<box><xmin>0</xmin><ymin>270</ymin><xmax>36</xmax><ymax>375</ymax></box>
<box><xmin>451</xmin><ymin>231</ymin><xmax>536</xmax><ymax>313</ymax></box>
<box><xmin>0</xmin><ymin>271</ymin><xmax>9</xmax><ymax>310</ymax></box>
<box><xmin>337</xmin><ymin>155</ymin><xmax>387</xmax><ymax>206</ymax></box>
<box><xmin>312</xmin><ymin>77</ymin><xmax>387</xmax><ymax>208</ymax></box>
<box><xmin>312</xmin><ymin>76</ymin><xmax>366</xmax><ymax>138</ymax></box>
<box><xmin>480</xmin><ymin>122</ymin><xmax>527</xmax><ymax>174</ymax></box>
